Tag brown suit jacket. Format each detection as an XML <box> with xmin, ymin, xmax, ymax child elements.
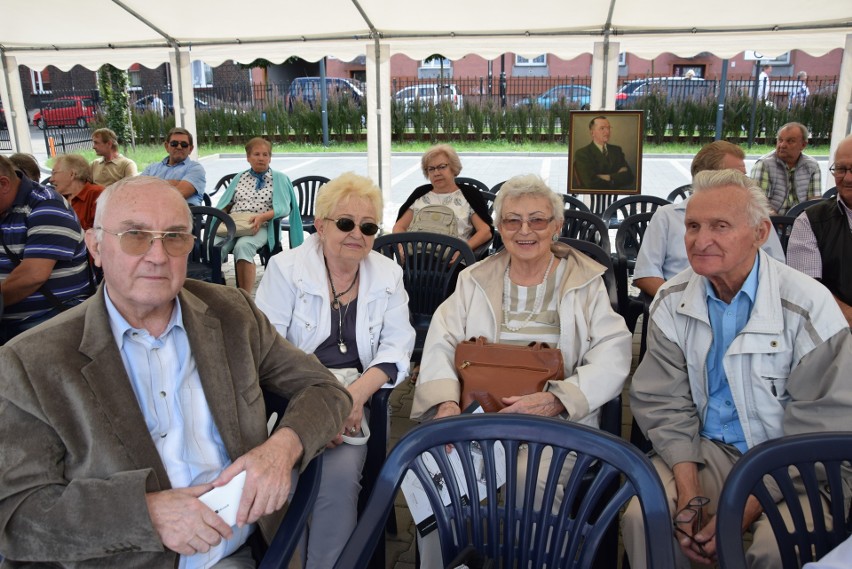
<box><xmin>0</xmin><ymin>280</ymin><xmax>351</xmax><ymax>567</ymax></box>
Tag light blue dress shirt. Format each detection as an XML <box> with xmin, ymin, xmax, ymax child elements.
<box><xmin>141</xmin><ymin>157</ymin><xmax>206</xmax><ymax>205</ymax></box>
<box><xmin>700</xmin><ymin>256</ymin><xmax>760</xmax><ymax>454</ymax></box>
<box><xmin>104</xmin><ymin>288</ymin><xmax>252</xmax><ymax>568</ymax></box>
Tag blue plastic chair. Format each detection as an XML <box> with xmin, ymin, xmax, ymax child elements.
<box><xmin>334</xmin><ymin>414</ymin><xmax>676</xmax><ymax>569</ymax></box>
<box><xmin>716</xmin><ymin>432</ymin><xmax>852</xmax><ymax>569</ymax></box>
<box><xmin>373</xmin><ymin>232</ymin><xmax>476</xmax><ymax>362</ymax></box>
<box><xmin>255</xmin><ymin>390</ymin><xmax>324</xmax><ymax>568</ymax></box>
<box><xmin>786</xmin><ymin>197</ymin><xmax>824</xmax><ymax>218</ymax></box>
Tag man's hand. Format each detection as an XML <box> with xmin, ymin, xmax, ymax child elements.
<box><xmin>678</xmin><ymin>513</ymin><xmax>717</xmax><ymax>565</ymax></box>
<box><xmin>146</xmin><ymin>484</ymin><xmax>233</xmax><ymax>555</ymax></box>
<box><xmin>213</xmin><ymin>427</ymin><xmax>304</xmax><ymax>527</ymax></box>
<box><xmin>596</xmin><ymin>174</ymin><xmax>612</xmax><ymax>182</ymax></box>
<box><xmin>499</xmin><ymin>392</ymin><xmax>565</xmax><ymax>416</ymax></box>
<box><xmin>677</xmin><ymin>495</ymin><xmax>762</xmax><ymax>566</ymax></box>
<box><xmin>434</xmin><ymin>400</ymin><xmax>461</xmax><ymax>420</ymax></box>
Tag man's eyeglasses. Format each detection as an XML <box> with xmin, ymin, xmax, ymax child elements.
<box><xmin>673</xmin><ymin>496</ymin><xmax>711</xmax><ymax>557</ymax></box>
<box><xmin>829</xmin><ymin>165</ymin><xmax>852</xmax><ymax>177</ymax></box>
<box><xmin>426</xmin><ymin>163</ymin><xmax>450</xmax><ymax>173</ymax></box>
<box><xmin>500</xmin><ymin>217</ymin><xmax>554</xmax><ymax>231</ymax></box>
<box><xmin>168</xmin><ymin>141</ymin><xmax>191</xmax><ymax>148</ymax></box>
<box><xmin>325</xmin><ymin>218</ymin><xmax>380</xmax><ymax>236</ymax></box>
<box><xmin>98</xmin><ymin>228</ymin><xmax>196</xmax><ymax>257</ymax></box>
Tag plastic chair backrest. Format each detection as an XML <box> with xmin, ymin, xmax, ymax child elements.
<box><xmin>614</xmin><ymin>212</ymin><xmax>654</xmax><ymax>331</ymax></box>
<box><xmin>372</xmin><ymin>232</ymin><xmax>475</xmax><ymax>359</ymax></box>
<box><xmin>571</xmin><ymin>193</ymin><xmax>618</xmax><ymax>216</ymax></box>
<box><xmin>786</xmin><ymin>198</ymin><xmax>824</xmax><ymax>219</ymax></box>
<box><xmin>455</xmin><ymin>177</ymin><xmax>490</xmax><ymax>194</ymax></box>
<box><xmin>823</xmin><ymin>186</ymin><xmax>837</xmax><ymax>200</ymax></box>
<box><xmin>291</xmin><ymin>175</ymin><xmax>330</xmax><ymax>217</ymax></box>
<box><xmin>601</xmin><ymin>195</ymin><xmax>670</xmax><ymax>229</ymax></box>
<box><xmin>563</xmin><ymin>194</ymin><xmax>592</xmax><ymax>214</ymax></box>
<box><xmin>561</xmin><ymin>209</ymin><xmax>611</xmax><ymax>253</ymax></box>
<box><xmin>716</xmin><ymin>432</ymin><xmax>852</xmax><ymax>569</ymax></box>
<box><xmin>211</xmin><ymin>172</ymin><xmax>237</xmax><ymax>197</ymax></box>
<box><xmin>559</xmin><ymin>237</ymin><xmax>618</xmax><ymax>312</ymax></box>
<box><xmin>490</xmin><ymin>180</ymin><xmax>505</xmax><ymax>194</ymax></box>
<box><xmin>257</xmin><ymin>391</ymin><xmax>323</xmax><ymax>569</ymax></box>
<box><xmin>480</xmin><ymin>190</ymin><xmax>497</xmax><ymax>218</ymax></box>
<box><xmin>188</xmin><ymin>206</ymin><xmax>235</xmax><ymax>285</ymax></box>
<box><xmin>769</xmin><ymin>215</ymin><xmax>796</xmax><ymax>255</ymax></box>
<box><xmin>666</xmin><ymin>184</ymin><xmax>691</xmax><ymax>203</ymax></box>
<box><xmin>334</xmin><ymin>414</ymin><xmax>676</xmax><ymax>569</ymax></box>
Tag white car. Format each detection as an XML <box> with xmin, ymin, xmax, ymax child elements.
<box><xmin>394</xmin><ymin>84</ymin><xmax>464</xmax><ymax>110</ymax></box>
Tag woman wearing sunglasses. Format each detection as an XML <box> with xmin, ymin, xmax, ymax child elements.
<box><xmin>255</xmin><ymin>172</ymin><xmax>415</xmax><ymax>569</ymax></box>
<box><xmin>392</xmin><ymin>143</ymin><xmax>493</xmax><ymax>249</ymax></box>
<box><xmin>410</xmin><ymin>174</ymin><xmax>631</xmax><ymax>568</ymax></box>
<box><xmin>215</xmin><ymin>137</ymin><xmax>303</xmax><ymax>292</ymax></box>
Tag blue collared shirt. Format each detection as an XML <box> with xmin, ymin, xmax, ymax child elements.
<box><xmin>700</xmin><ymin>255</ymin><xmax>760</xmax><ymax>453</ymax></box>
<box><xmin>141</xmin><ymin>157</ymin><xmax>206</xmax><ymax>205</ymax></box>
<box><xmin>103</xmin><ymin>288</ymin><xmax>251</xmax><ymax>568</ymax></box>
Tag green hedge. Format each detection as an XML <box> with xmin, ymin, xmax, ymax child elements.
<box><xmin>130</xmin><ymin>91</ymin><xmax>836</xmax><ymax>147</ymax></box>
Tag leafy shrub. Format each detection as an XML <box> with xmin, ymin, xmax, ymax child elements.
<box><xmin>438</xmin><ymin>101</ymin><xmax>456</xmax><ymax>140</ymax></box>
<box><xmin>466</xmin><ymin>101</ymin><xmax>486</xmax><ymax>141</ymax></box>
<box><xmin>390</xmin><ymin>98</ymin><xmax>406</xmax><ymax>140</ymax></box>
<box><xmin>264</xmin><ymin>102</ymin><xmax>290</xmax><ymax>139</ymax></box>
<box><xmin>425</xmin><ymin>102</ymin><xmax>440</xmax><ymax>141</ymax></box>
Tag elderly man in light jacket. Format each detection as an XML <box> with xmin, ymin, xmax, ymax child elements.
<box><xmin>623</xmin><ymin>170</ymin><xmax>851</xmax><ymax>569</ymax></box>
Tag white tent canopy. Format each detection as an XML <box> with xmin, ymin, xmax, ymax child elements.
<box><xmin>2</xmin><ymin>0</ymin><xmax>851</xmax><ymax>189</ymax></box>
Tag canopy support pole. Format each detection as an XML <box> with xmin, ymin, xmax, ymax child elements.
<box><xmin>0</xmin><ymin>52</ymin><xmax>34</xmax><ymax>154</ymax></box>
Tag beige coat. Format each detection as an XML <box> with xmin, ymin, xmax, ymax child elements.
<box><xmin>0</xmin><ymin>280</ymin><xmax>351</xmax><ymax>567</ymax></box>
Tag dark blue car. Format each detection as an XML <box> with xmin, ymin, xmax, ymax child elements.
<box><xmin>516</xmin><ymin>85</ymin><xmax>591</xmax><ymax>109</ymax></box>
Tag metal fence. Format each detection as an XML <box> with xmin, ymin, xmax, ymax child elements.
<box><xmin>28</xmin><ymin>73</ymin><xmax>839</xmax><ymax>149</ymax></box>
<box><xmin>0</xmin><ymin>127</ymin><xmax>11</xmax><ymax>151</ymax></box>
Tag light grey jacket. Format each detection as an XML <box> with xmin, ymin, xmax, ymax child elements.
<box><xmin>412</xmin><ymin>244</ymin><xmax>631</xmax><ymax>427</ymax></box>
<box><xmin>0</xmin><ymin>281</ymin><xmax>351</xmax><ymax>567</ymax></box>
<box><xmin>631</xmin><ymin>250</ymin><xmax>851</xmax><ymax>470</ymax></box>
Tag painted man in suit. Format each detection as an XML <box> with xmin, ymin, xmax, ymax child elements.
<box><xmin>0</xmin><ymin>176</ymin><xmax>351</xmax><ymax>568</ymax></box>
<box><xmin>573</xmin><ymin>115</ymin><xmax>636</xmax><ymax>190</ymax></box>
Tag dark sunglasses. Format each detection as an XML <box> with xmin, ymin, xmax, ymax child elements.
<box><xmin>325</xmin><ymin>217</ymin><xmax>380</xmax><ymax>236</ymax></box>
<box><xmin>168</xmin><ymin>141</ymin><xmax>190</xmax><ymax>148</ymax></box>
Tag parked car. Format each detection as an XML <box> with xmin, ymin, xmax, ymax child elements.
<box><xmin>617</xmin><ymin>77</ymin><xmax>714</xmax><ymax>108</ymax></box>
<box><xmin>287</xmin><ymin>77</ymin><xmax>364</xmax><ymax>111</ymax></box>
<box><xmin>134</xmin><ymin>92</ymin><xmax>211</xmax><ymax>114</ymax></box>
<box><xmin>32</xmin><ymin>96</ymin><xmax>98</xmax><ymax>129</ymax></box>
<box><xmin>514</xmin><ymin>85</ymin><xmax>591</xmax><ymax>109</ymax></box>
<box><xmin>393</xmin><ymin>83</ymin><xmax>464</xmax><ymax>110</ymax></box>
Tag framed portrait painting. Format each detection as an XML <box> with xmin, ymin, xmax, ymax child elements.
<box><xmin>568</xmin><ymin>110</ymin><xmax>644</xmax><ymax>195</ymax></box>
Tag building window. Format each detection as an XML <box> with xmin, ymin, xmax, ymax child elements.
<box><xmin>618</xmin><ymin>52</ymin><xmax>626</xmax><ymax>66</ymax></box>
<box><xmin>421</xmin><ymin>57</ymin><xmax>452</xmax><ymax>69</ymax></box>
<box><xmin>515</xmin><ymin>54</ymin><xmax>546</xmax><ymax>66</ymax></box>
<box><xmin>192</xmin><ymin>60</ymin><xmax>213</xmax><ymax>88</ymax></box>
<box><xmin>762</xmin><ymin>52</ymin><xmax>791</xmax><ymax>66</ymax></box>
<box><xmin>29</xmin><ymin>68</ymin><xmax>51</xmax><ymax>94</ymax></box>
<box><xmin>127</xmin><ymin>64</ymin><xmax>142</xmax><ymax>91</ymax></box>
<box><xmin>673</xmin><ymin>64</ymin><xmax>706</xmax><ymax>78</ymax></box>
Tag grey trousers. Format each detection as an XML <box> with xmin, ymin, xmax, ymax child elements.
<box><xmin>292</xmin><ymin>412</ymin><xmax>369</xmax><ymax>569</ymax></box>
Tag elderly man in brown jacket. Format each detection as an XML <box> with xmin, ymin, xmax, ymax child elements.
<box><xmin>0</xmin><ymin>177</ymin><xmax>351</xmax><ymax>568</ymax></box>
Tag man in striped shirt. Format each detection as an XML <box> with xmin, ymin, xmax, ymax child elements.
<box><xmin>0</xmin><ymin>155</ymin><xmax>92</xmax><ymax>343</ymax></box>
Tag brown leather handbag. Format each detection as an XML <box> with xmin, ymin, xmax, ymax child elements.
<box><xmin>455</xmin><ymin>336</ymin><xmax>564</xmax><ymax>412</ymax></box>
